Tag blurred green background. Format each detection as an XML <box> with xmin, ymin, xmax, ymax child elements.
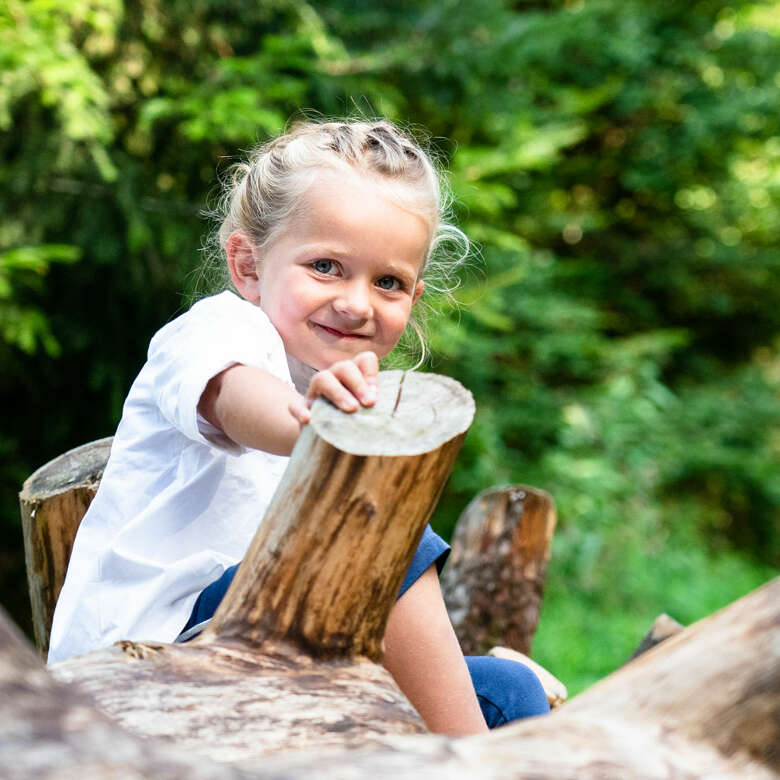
<box><xmin>1</xmin><ymin>0</ymin><xmax>778</xmax><ymax>694</ymax></box>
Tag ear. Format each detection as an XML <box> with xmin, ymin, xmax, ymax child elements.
<box><xmin>412</xmin><ymin>279</ymin><xmax>425</xmax><ymax>306</ymax></box>
<box><xmin>225</xmin><ymin>231</ymin><xmax>262</xmax><ymax>303</ymax></box>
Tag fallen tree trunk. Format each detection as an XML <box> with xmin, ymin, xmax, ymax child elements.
<box><xmin>0</xmin><ymin>605</ymin><xmax>246</xmax><ymax>779</ymax></box>
<box><xmin>441</xmin><ymin>485</ymin><xmax>556</xmax><ymax>656</ymax></box>
<box><xmin>4</xmin><ymin>578</ymin><xmax>777</xmax><ymax>777</ymax></box>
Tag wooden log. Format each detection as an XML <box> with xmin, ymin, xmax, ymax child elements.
<box><xmin>627</xmin><ymin>613</ymin><xmax>685</xmax><ymax>662</ymax></box>
<box><xmin>8</xmin><ymin>579</ymin><xmax>778</xmax><ymax>777</ymax></box>
<box><xmin>18</xmin><ymin>438</ymin><xmax>112</xmax><ymax>653</ymax></box>
<box><xmin>440</xmin><ymin>485</ymin><xmax>556</xmax><ymax>656</ymax></box>
<box><xmin>196</xmin><ymin>576</ymin><xmax>780</xmax><ymax>777</ymax></box>
<box><xmin>47</xmin><ymin>371</ymin><xmax>475</xmax><ymax>761</ymax></box>
<box><xmin>0</xmin><ymin>604</ymin><xmax>245</xmax><ymax>779</ymax></box>
<box><xmin>203</xmin><ymin>370</ymin><xmax>475</xmax><ymax>660</ymax></box>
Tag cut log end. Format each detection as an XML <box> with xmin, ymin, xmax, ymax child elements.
<box><xmin>19</xmin><ymin>438</ymin><xmax>113</xmax><ymax>501</ymax></box>
<box><xmin>310</xmin><ymin>371</ymin><xmax>475</xmax><ymax>456</ymax></box>
<box><xmin>19</xmin><ymin>438</ymin><xmax>113</xmax><ymax>653</ymax></box>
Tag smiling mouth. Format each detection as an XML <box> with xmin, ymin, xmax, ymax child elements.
<box><xmin>314</xmin><ymin>323</ymin><xmax>369</xmax><ymax>339</ymax></box>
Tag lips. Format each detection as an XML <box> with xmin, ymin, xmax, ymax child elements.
<box><xmin>314</xmin><ymin>323</ymin><xmax>370</xmax><ymax>339</ymax></box>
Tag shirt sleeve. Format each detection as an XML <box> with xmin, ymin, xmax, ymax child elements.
<box><xmin>144</xmin><ymin>292</ymin><xmax>292</xmax><ymax>453</ymax></box>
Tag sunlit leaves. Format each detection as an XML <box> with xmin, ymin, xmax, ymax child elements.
<box><xmin>0</xmin><ymin>0</ymin><xmax>120</xmax><ymax>178</ymax></box>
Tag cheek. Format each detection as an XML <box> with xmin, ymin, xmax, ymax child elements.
<box><xmin>272</xmin><ymin>286</ymin><xmax>309</xmax><ymax>324</ymax></box>
<box><xmin>383</xmin><ymin>304</ymin><xmax>413</xmax><ymax>344</ymax></box>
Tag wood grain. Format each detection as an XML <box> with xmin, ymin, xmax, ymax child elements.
<box><xmin>31</xmin><ymin>578</ymin><xmax>780</xmax><ymax>777</ymax></box>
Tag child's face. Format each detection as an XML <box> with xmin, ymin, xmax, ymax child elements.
<box><xmin>252</xmin><ymin>171</ymin><xmax>428</xmax><ymax>370</ymax></box>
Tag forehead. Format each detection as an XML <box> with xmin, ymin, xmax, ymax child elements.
<box><xmin>296</xmin><ymin>164</ymin><xmax>430</xmax><ymax>221</ymax></box>
<box><xmin>284</xmin><ymin>170</ymin><xmax>433</xmax><ymax>267</ymax></box>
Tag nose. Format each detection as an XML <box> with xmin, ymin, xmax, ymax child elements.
<box><xmin>333</xmin><ymin>279</ymin><xmax>373</xmax><ymax>321</ymax></box>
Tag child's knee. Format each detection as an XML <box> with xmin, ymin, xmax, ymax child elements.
<box><xmin>465</xmin><ymin>656</ymin><xmax>550</xmax><ymax>728</ymax></box>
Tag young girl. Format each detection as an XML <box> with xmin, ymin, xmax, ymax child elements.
<box><xmin>48</xmin><ymin>119</ymin><xmax>549</xmax><ymax>734</ymax></box>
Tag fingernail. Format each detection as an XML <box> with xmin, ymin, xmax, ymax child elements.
<box><xmin>361</xmin><ymin>387</ymin><xmax>376</xmax><ymax>404</ymax></box>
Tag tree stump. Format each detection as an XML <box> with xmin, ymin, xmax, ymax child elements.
<box><xmin>47</xmin><ymin>371</ymin><xmax>476</xmax><ymax>760</ymax></box>
<box><xmin>441</xmin><ymin>485</ymin><xmax>556</xmax><ymax>656</ymax></box>
<box><xmin>18</xmin><ymin>438</ymin><xmax>112</xmax><ymax>653</ymax></box>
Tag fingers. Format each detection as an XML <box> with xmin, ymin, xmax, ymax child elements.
<box><xmin>288</xmin><ymin>395</ymin><xmax>311</xmax><ymax>426</ymax></box>
<box><xmin>307</xmin><ymin>353</ymin><xmax>379</xmax><ymax>414</ymax></box>
<box><xmin>352</xmin><ymin>350</ymin><xmax>378</xmax><ymax>405</ymax></box>
<box><xmin>354</xmin><ymin>350</ymin><xmax>379</xmax><ymax>383</ymax></box>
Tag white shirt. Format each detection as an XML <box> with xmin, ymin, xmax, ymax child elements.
<box><xmin>48</xmin><ymin>292</ymin><xmax>294</xmax><ymax>663</ymax></box>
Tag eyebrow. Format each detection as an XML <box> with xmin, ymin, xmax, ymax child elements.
<box><xmin>380</xmin><ymin>263</ymin><xmax>418</xmax><ymax>285</ymax></box>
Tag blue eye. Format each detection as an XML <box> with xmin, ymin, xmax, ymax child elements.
<box><xmin>313</xmin><ymin>259</ymin><xmax>335</xmax><ymax>274</ymax></box>
<box><xmin>376</xmin><ymin>276</ymin><xmax>401</xmax><ymax>291</ymax></box>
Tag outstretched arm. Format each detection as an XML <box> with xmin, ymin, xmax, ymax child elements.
<box><xmin>382</xmin><ymin>565</ymin><xmax>488</xmax><ymax>735</ymax></box>
<box><xmin>198</xmin><ymin>351</ymin><xmax>379</xmax><ymax>456</ymax></box>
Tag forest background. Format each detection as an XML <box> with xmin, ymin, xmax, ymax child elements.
<box><xmin>1</xmin><ymin>0</ymin><xmax>778</xmax><ymax>694</ymax></box>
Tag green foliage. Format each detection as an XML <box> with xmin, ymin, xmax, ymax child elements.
<box><xmin>0</xmin><ymin>245</ymin><xmax>80</xmax><ymax>354</ymax></box>
<box><xmin>0</xmin><ymin>0</ymin><xmax>777</xmax><ymax>692</ymax></box>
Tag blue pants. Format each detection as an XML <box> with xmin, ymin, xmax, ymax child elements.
<box><xmin>181</xmin><ymin>525</ymin><xmax>550</xmax><ymax>727</ymax></box>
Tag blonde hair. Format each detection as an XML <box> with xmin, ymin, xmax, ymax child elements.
<box><xmin>202</xmin><ymin>118</ymin><xmax>468</xmax><ymax>365</ymax></box>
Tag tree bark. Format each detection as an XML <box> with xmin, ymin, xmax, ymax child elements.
<box><xmin>440</xmin><ymin>485</ymin><xmax>556</xmax><ymax>656</ymax></box>
<box><xmin>18</xmin><ymin>438</ymin><xmax>112</xmax><ymax>653</ymax></box>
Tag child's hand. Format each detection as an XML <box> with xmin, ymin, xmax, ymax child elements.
<box><xmin>288</xmin><ymin>351</ymin><xmax>379</xmax><ymax>425</ymax></box>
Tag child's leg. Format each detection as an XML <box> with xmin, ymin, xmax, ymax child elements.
<box><xmin>384</xmin><ymin>564</ymin><xmax>549</xmax><ymax>734</ymax></box>
<box><xmin>465</xmin><ymin>655</ymin><xmax>550</xmax><ymax>727</ymax></box>
<box><xmin>383</xmin><ymin>564</ymin><xmax>489</xmax><ymax>735</ymax></box>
